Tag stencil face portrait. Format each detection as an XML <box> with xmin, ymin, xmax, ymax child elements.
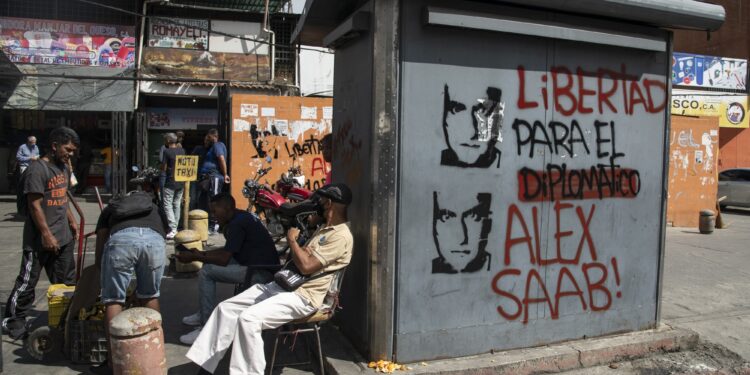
<box><xmin>432</xmin><ymin>191</ymin><xmax>492</xmax><ymax>274</ymax></box>
<box><xmin>441</xmin><ymin>84</ymin><xmax>504</xmax><ymax>168</ymax></box>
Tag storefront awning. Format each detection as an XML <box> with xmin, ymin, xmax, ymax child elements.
<box><xmin>3</xmin><ymin>65</ymin><xmax>135</xmax><ymax>112</ymax></box>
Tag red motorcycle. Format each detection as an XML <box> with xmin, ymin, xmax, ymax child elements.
<box><xmin>274</xmin><ymin>166</ymin><xmax>314</xmax><ymax>202</ymax></box>
<box><xmin>242</xmin><ymin>166</ymin><xmax>320</xmax><ymax>244</ymax></box>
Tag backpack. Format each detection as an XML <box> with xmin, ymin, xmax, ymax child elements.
<box><xmin>109</xmin><ymin>191</ymin><xmax>154</xmax><ymax>220</ymax></box>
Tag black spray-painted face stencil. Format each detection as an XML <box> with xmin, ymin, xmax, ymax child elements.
<box><xmin>432</xmin><ymin>191</ymin><xmax>492</xmax><ymax>274</ymax></box>
<box><xmin>441</xmin><ymin>84</ymin><xmax>504</xmax><ymax>168</ymax></box>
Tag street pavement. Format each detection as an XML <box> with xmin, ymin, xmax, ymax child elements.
<box><xmin>661</xmin><ymin>206</ymin><xmax>750</xmax><ymax>360</ymax></box>
<box><xmin>0</xmin><ymin>195</ymin><xmax>748</xmax><ymax>374</ymax></box>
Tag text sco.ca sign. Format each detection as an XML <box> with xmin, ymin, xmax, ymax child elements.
<box><xmin>174</xmin><ymin>155</ymin><xmax>198</xmax><ymax>182</ymax></box>
<box><xmin>671</xmin><ymin>92</ymin><xmax>749</xmax><ymax>129</ymax></box>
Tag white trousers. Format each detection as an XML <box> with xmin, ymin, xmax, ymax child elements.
<box><xmin>186</xmin><ymin>282</ymin><xmax>316</xmax><ymax>375</ymax></box>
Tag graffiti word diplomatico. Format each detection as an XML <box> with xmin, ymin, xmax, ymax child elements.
<box><xmin>513</xmin><ymin>119</ymin><xmax>640</xmax><ymax>201</ymax></box>
<box><xmin>492</xmin><ymin>202</ymin><xmax>622</xmax><ymax>324</ymax></box>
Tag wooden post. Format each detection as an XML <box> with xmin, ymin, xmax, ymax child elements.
<box><xmin>183</xmin><ymin>181</ymin><xmax>190</xmax><ymax>229</ymax></box>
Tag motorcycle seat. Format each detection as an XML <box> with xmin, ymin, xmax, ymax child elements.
<box><xmin>278</xmin><ymin>200</ymin><xmax>319</xmax><ymax>217</ymax></box>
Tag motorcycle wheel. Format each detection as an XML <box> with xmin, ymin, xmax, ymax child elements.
<box><xmin>25</xmin><ymin>326</ymin><xmax>60</xmax><ymax>361</ymax></box>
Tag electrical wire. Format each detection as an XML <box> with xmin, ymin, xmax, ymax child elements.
<box><xmin>71</xmin><ymin>0</ymin><xmax>334</xmax><ymax>54</ymax></box>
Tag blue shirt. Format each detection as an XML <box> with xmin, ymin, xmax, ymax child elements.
<box><xmin>16</xmin><ymin>143</ymin><xmax>39</xmax><ymax>168</ymax></box>
<box><xmin>199</xmin><ymin>141</ymin><xmax>227</xmax><ymax>175</ymax></box>
<box><xmin>223</xmin><ymin>210</ymin><xmax>278</xmax><ymax>267</ymax></box>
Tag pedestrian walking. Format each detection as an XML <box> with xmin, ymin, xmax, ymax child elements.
<box><xmin>161</xmin><ymin>132</ymin><xmax>185</xmax><ymax>239</ymax></box>
<box><xmin>197</xmin><ymin>128</ymin><xmax>229</xmax><ymax>234</ymax></box>
<box><xmin>15</xmin><ymin>136</ymin><xmax>39</xmax><ymax>175</ymax></box>
<box><xmin>3</xmin><ymin>127</ymin><xmax>79</xmax><ymax>339</ymax></box>
<box><xmin>189</xmin><ymin>135</ymin><xmax>209</xmax><ymax>211</ymax></box>
<box><xmin>14</xmin><ymin>136</ymin><xmax>40</xmax><ymax>218</ymax></box>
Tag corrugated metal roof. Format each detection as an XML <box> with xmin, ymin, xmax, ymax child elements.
<box><xmin>292</xmin><ymin>0</ymin><xmax>725</xmax><ymax>46</ymax></box>
<box><xmin>169</xmin><ymin>0</ymin><xmax>287</xmax><ymax>13</ymax></box>
<box><xmin>155</xmin><ymin>79</ymin><xmax>294</xmax><ymax>91</ymax></box>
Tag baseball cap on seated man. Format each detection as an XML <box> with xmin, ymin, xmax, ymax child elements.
<box><xmin>316</xmin><ymin>183</ymin><xmax>352</xmax><ymax>205</ymax></box>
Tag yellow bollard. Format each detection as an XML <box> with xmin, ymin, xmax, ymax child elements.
<box><xmin>188</xmin><ymin>210</ymin><xmax>209</xmax><ymax>243</ymax></box>
<box><xmin>173</xmin><ymin>230</ymin><xmax>204</xmax><ymax>272</ymax></box>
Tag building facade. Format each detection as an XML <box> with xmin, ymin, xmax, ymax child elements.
<box><xmin>673</xmin><ymin>0</ymin><xmax>750</xmax><ymax>169</ymax></box>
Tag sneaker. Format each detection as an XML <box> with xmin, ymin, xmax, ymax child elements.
<box><xmin>182</xmin><ymin>311</ymin><xmax>201</xmax><ymax>326</ymax></box>
<box><xmin>166</xmin><ymin>230</ymin><xmax>177</xmax><ymax>240</ymax></box>
<box><xmin>89</xmin><ymin>359</ymin><xmax>113</xmax><ymax>375</ymax></box>
<box><xmin>180</xmin><ymin>327</ymin><xmax>202</xmax><ymax>345</ymax></box>
<box><xmin>2</xmin><ymin>317</ymin><xmax>28</xmax><ymax>340</ymax></box>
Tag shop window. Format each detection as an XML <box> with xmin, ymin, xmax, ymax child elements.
<box><xmin>271</xmin><ymin>13</ymin><xmax>298</xmax><ymax>84</ymax></box>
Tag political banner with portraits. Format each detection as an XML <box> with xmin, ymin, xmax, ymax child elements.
<box><xmin>0</xmin><ymin>17</ymin><xmax>135</xmax><ymax>68</ymax></box>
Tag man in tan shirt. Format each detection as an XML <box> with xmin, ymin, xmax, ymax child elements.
<box><xmin>186</xmin><ymin>183</ymin><xmax>353</xmax><ymax>375</ymax></box>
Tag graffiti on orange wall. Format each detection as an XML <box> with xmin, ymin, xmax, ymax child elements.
<box><xmin>229</xmin><ymin>95</ymin><xmax>333</xmax><ymax>204</ymax></box>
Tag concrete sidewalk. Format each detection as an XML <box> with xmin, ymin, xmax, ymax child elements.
<box><xmin>1</xmin><ymin>196</ymin><xmax>750</xmax><ymax>374</ymax></box>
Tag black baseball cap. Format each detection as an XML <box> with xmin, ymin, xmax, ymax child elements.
<box><xmin>316</xmin><ymin>183</ymin><xmax>352</xmax><ymax>205</ymax></box>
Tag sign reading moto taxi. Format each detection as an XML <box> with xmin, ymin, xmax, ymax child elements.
<box><xmin>174</xmin><ymin>155</ymin><xmax>199</xmax><ymax>182</ymax></box>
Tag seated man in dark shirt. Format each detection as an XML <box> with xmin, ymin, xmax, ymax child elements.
<box><xmin>176</xmin><ymin>192</ymin><xmax>278</xmax><ymax>345</ymax></box>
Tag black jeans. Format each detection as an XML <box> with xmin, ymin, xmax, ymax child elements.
<box><xmin>4</xmin><ymin>240</ymin><xmax>76</xmax><ymax>330</ymax></box>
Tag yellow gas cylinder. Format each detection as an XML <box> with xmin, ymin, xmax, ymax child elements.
<box><xmin>188</xmin><ymin>209</ymin><xmax>209</xmax><ymax>242</ymax></box>
<box><xmin>173</xmin><ymin>230</ymin><xmax>204</xmax><ymax>272</ymax></box>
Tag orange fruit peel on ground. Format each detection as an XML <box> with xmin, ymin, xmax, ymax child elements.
<box><xmin>368</xmin><ymin>360</ymin><xmax>411</xmax><ymax>372</ymax></box>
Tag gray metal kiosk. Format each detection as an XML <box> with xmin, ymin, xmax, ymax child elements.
<box><xmin>294</xmin><ymin>0</ymin><xmax>725</xmax><ymax>363</ymax></box>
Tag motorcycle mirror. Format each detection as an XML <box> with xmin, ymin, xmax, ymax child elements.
<box><xmin>131</xmin><ymin>165</ymin><xmax>139</xmax><ymax>172</ymax></box>
<box><xmin>265</xmin><ymin>155</ymin><xmax>272</xmax><ymax>163</ymax></box>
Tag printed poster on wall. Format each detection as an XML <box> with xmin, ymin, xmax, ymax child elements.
<box><xmin>241</xmin><ymin>104</ymin><xmax>259</xmax><ymax>117</ymax></box>
<box><xmin>0</xmin><ymin>17</ymin><xmax>135</xmax><ymax>67</ymax></box>
<box><xmin>141</xmin><ymin>47</ymin><xmax>271</xmax><ymax>81</ymax></box>
<box><xmin>148</xmin><ymin>18</ymin><xmax>208</xmax><ymax>50</ymax></box>
<box><xmin>147</xmin><ymin>108</ymin><xmax>217</xmax><ymax>130</ymax></box>
<box><xmin>671</xmin><ymin>91</ymin><xmax>749</xmax><ymax>128</ymax></box>
<box><xmin>672</xmin><ymin>52</ymin><xmax>747</xmax><ymax>91</ymax></box>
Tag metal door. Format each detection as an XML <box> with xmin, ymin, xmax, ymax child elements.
<box><xmin>111</xmin><ymin>112</ymin><xmax>129</xmax><ymax>196</ymax></box>
<box><xmin>135</xmin><ymin>111</ymin><xmax>148</xmax><ymax>170</ymax></box>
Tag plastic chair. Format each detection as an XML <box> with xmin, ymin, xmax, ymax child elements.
<box><xmin>268</xmin><ymin>268</ymin><xmax>346</xmax><ymax>375</ymax></box>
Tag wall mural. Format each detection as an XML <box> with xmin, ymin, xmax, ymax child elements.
<box><xmin>441</xmin><ymin>85</ymin><xmax>503</xmax><ymax>168</ymax></box>
<box><xmin>401</xmin><ymin>60</ymin><xmax>667</xmax><ymax>335</ymax></box>
<box><xmin>431</xmin><ymin>191</ymin><xmax>493</xmax><ymax>274</ymax></box>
